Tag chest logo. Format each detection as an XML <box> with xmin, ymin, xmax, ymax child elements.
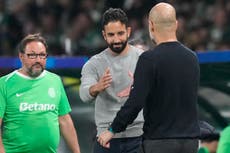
<box><xmin>48</xmin><ymin>88</ymin><xmax>56</xmax><ymax>98</ymax></box>
<box><xmin>16</xmin><ymin>93</ymin><xmax>24</xmax><ymax>97</ymax></box>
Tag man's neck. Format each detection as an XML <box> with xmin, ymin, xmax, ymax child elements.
<box><xmin>155</xmin><ymin>34</ymin><xmax>177</xmax><ymax>45</ymax></box>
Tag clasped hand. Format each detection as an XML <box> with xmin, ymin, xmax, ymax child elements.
<box><xmin>97</xmin><ymin>130</ymin><xmax>114</xmax><ymax>148</ymax></box>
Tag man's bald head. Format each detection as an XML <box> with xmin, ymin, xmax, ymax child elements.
<box><xmin>148</xmin><ymin>3</ymin><xmax>178</xmax><ymax>44</ymax></box>
<box><xmin>149</xmin><ymin>3</ymin><xmax>177</xmax><ymax>31</ymax></box>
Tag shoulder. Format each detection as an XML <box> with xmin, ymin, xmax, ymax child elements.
<box><xmin>89</xmin><ymin>49</ymin><xmax>107</xmax><ymax>61</ymax></box>
<box><xmin>178</xmin><ymin>42</ymin><xmax>197</xmax><ymax>56</ymax></box>
<box><xmin>139</xmin><ymin>48</ymin><xmax>156</xmax><ymax>60</ymax></box>
<box><xmin>0</xmin><ymin>71</ymin><xmax>18</xmax><ymax>91</ymax></box>
<box><xmin>44</xmin><ymin>70</ymin><xmax>61</xmax><ymax>80</ymax></box>
<box><xmin>129</xmin><ymin>45</ymin><xmax>144</xmax><ymax>56</ymax></box>
<box><xmin>0</xmin><ymin>71</ymin><xmax>17</xmax><ymax>83</ymax></box>
<box><xmin>83</xmin><ymin>49</ymin><xmax>108</xmax><ymax>68</ymax></box>
<box><xmin>221</xmin><ymin>126</ymin><xmax>230</xmax><ymax>137</ymax></box>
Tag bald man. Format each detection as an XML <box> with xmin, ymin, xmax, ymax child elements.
<box><xmin>98</xmin><ymin>3</ymin><xmax>200</xmax><ymax>153</ymax></box>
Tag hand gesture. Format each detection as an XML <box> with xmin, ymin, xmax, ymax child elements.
<box><xmin>97</xmin><ymin>130</ymin><xmax>114</xmax><ymax>148</ymax></box>
<box><xmin>89</xmin><ymin>67</ymin><xmax>112</xmax><ymax>97</ymax></box>
<box><xmin>97</xmin><ymin>67</ymin><xmax>112</xmax><ymax>91</ymax></box>
<box><xmin>117</xmin><ymin>70</ymin><xmax>134</xmax><ymax>97</ymax></box>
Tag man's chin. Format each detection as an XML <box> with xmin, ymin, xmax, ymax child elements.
<box><xmin>30</xmin><ymin>69</ymin><xmax>43</xmax><ymax>78</ymax></box>
<box><xmin>110</xmin><ymin>47</ymin><xmax>124</xmax><ymax>54</ymax></box>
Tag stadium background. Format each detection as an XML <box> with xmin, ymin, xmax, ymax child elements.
<box><xmin>1</xmin><ymin>0</ymin><xmax>230</xmax><ymax>153</ymax></box>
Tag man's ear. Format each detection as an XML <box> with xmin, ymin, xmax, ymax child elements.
<box><xmin>127</xmin><ymin>27</ymin><xmax>131</xmax><ymax>38</ymax></box>
<box><xmin>19</xmin><ymin>52</ymin><xmax>23</xmax><ymax>60</ymax></box>
<box><xmin>149</xmin><ymin>20</ymin><xmax>154</xmax><ymax>33</ymax></box>
<box><xmin>175</xmin><ymin>20</ymin><xmax>178</xmax><ymax>30</ymax></box>
<box><xmin>102</xmin><ymin>30</ymin><xmax>106</xmax><ymax>41</ymax></box>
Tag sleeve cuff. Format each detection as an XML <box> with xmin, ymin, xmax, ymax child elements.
<box><xmin>108</xmin><ymin>126</ymin><xmax>115</xmax><ymax>134</ymax></box>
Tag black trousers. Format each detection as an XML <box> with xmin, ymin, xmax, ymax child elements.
<box><xmin>94</xmin><ymin>136</ymin><xmax>142</xmax><ymax>153</ymax></box>
<box><xmin>139</xmin><ymin>139</ymin><xmax>198</xmax><ymax>153</ymax></box>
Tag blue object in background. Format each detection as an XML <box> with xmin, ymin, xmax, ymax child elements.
<box><xmin>1</xmin><ymin>51</ymin><xmax>230</xmax><ymax>69</ymax></box>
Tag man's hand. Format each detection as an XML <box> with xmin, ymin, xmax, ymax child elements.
<box><xmin>90</xmin><ymin>68</ymin><xmax>112</xmax><ymax>97</ymax></box>
<box><xmin>97</xmin><ymin>67</ymin><xmax>112</xmax><ymax>91</ymax></box>
<box><xmin>117</xmin><ymin>70</ymin><xmax>134</xmax><ymax>97</ymax></box>
<box><xmin>97</xmin><ymin>130</ymin><xmax>114</xmax><ymax>148</ymax></box>
<box><xmin>0</xmin><ymin>119</ymin><xmax>6</xmax><ymax>153</ymax></box>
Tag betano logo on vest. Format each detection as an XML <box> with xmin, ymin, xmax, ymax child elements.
<box><xmin>19</xmin><ymin>102</ymin><xmax>56</xmax><ymax>112</ymax></box>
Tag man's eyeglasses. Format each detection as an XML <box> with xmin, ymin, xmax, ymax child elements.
<box><xmin>24</xmin><ymin>53</ymin><xmax>48</xmax><ymax>59</ymax></box>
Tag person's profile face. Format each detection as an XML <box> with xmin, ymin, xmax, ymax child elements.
<box><xmin>102</xmin><ymin>21</ymin><xmax>130</xmax><ymax>54</ymax></box>
<box><xmin>19</xmin><ymin>41</ymin><xmax>47</xmax><ymax>77</ymax></box>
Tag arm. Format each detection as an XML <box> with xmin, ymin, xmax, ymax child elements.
<box><xmin>59</xmin><ymin>114</ymin><xmax>81</xmax><ymax>153</ymax></box>
<box><xmin>89</xmin><ymin>68</ymin><xmax>112</xmax><ymax>97</ymax></box>
<box><xmin>117</xmin><ymin>70</ymin><xmax>134</xmax><ymax>97</ymax></box>
<box><xmin>0</xmin><ymin>118</ymin><xmax>5</xmax><ymax>153</ymax></box>
<box><xmin>98</xmin><ymin>55</ymin><xmax>154</xmax><ymax>147</ymax></box>
<box><xmin>216</xmin><ymin>127</ymin><xmax>230</xmax><ymax>153</ymax></box>
<box><xmin>79</xmin><ymin>65</ymin><xmax>112</xmax><ymax>101</ymax></box>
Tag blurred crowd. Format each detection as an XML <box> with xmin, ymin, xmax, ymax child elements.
<box><xmin>1</xmin><ymin>0</ymin><xmax>230</xmax><ymax>56</ymax></box>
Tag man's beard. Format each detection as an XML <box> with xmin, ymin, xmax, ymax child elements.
<box><xmin>27</xmin><ymin>63</ymin><xmax>44</xmax><ymax>78</ymax></box>
<box><xmin>108</xmin><ymin>40</ymin><xmax>128</xmax><ymax>54</ymax></box>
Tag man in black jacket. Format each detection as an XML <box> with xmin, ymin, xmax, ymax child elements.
<box><xmin>98</xmin><ymin>2</ymin><xmax>200</xmax><ymax>153</ymax></box>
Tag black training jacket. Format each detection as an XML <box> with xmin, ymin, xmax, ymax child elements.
<box><xmin>111</xmin><ymin>41</ymin><xmax>201</xmax><ymax>139</ymax></box>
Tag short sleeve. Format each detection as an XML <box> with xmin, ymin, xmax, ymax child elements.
<box><xmin>58</xmin><ymin>78</ymin><xmax>71</xmax><ymax>116</ymax></box>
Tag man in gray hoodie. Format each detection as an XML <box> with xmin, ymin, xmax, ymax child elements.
<box><xmin>79</xmin><ymin>8</ymin><xmax>144</xmax><ymax>153</ymax></box>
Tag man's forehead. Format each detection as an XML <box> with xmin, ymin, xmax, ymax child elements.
<box><xmin>25</xmin><ymin>41</ymin><xmax>46</xmax><ymax>52</ymax></box>
<box><xmin>104</xmin><ymin>22</ymin><xmax>127</xmax><ymax>32</ymax></box>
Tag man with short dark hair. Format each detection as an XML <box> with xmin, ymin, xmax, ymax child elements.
<box><xmin>79</xmin><ymin>8</ymin><xmax>144</xmax><ymax>153</ymax></box>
